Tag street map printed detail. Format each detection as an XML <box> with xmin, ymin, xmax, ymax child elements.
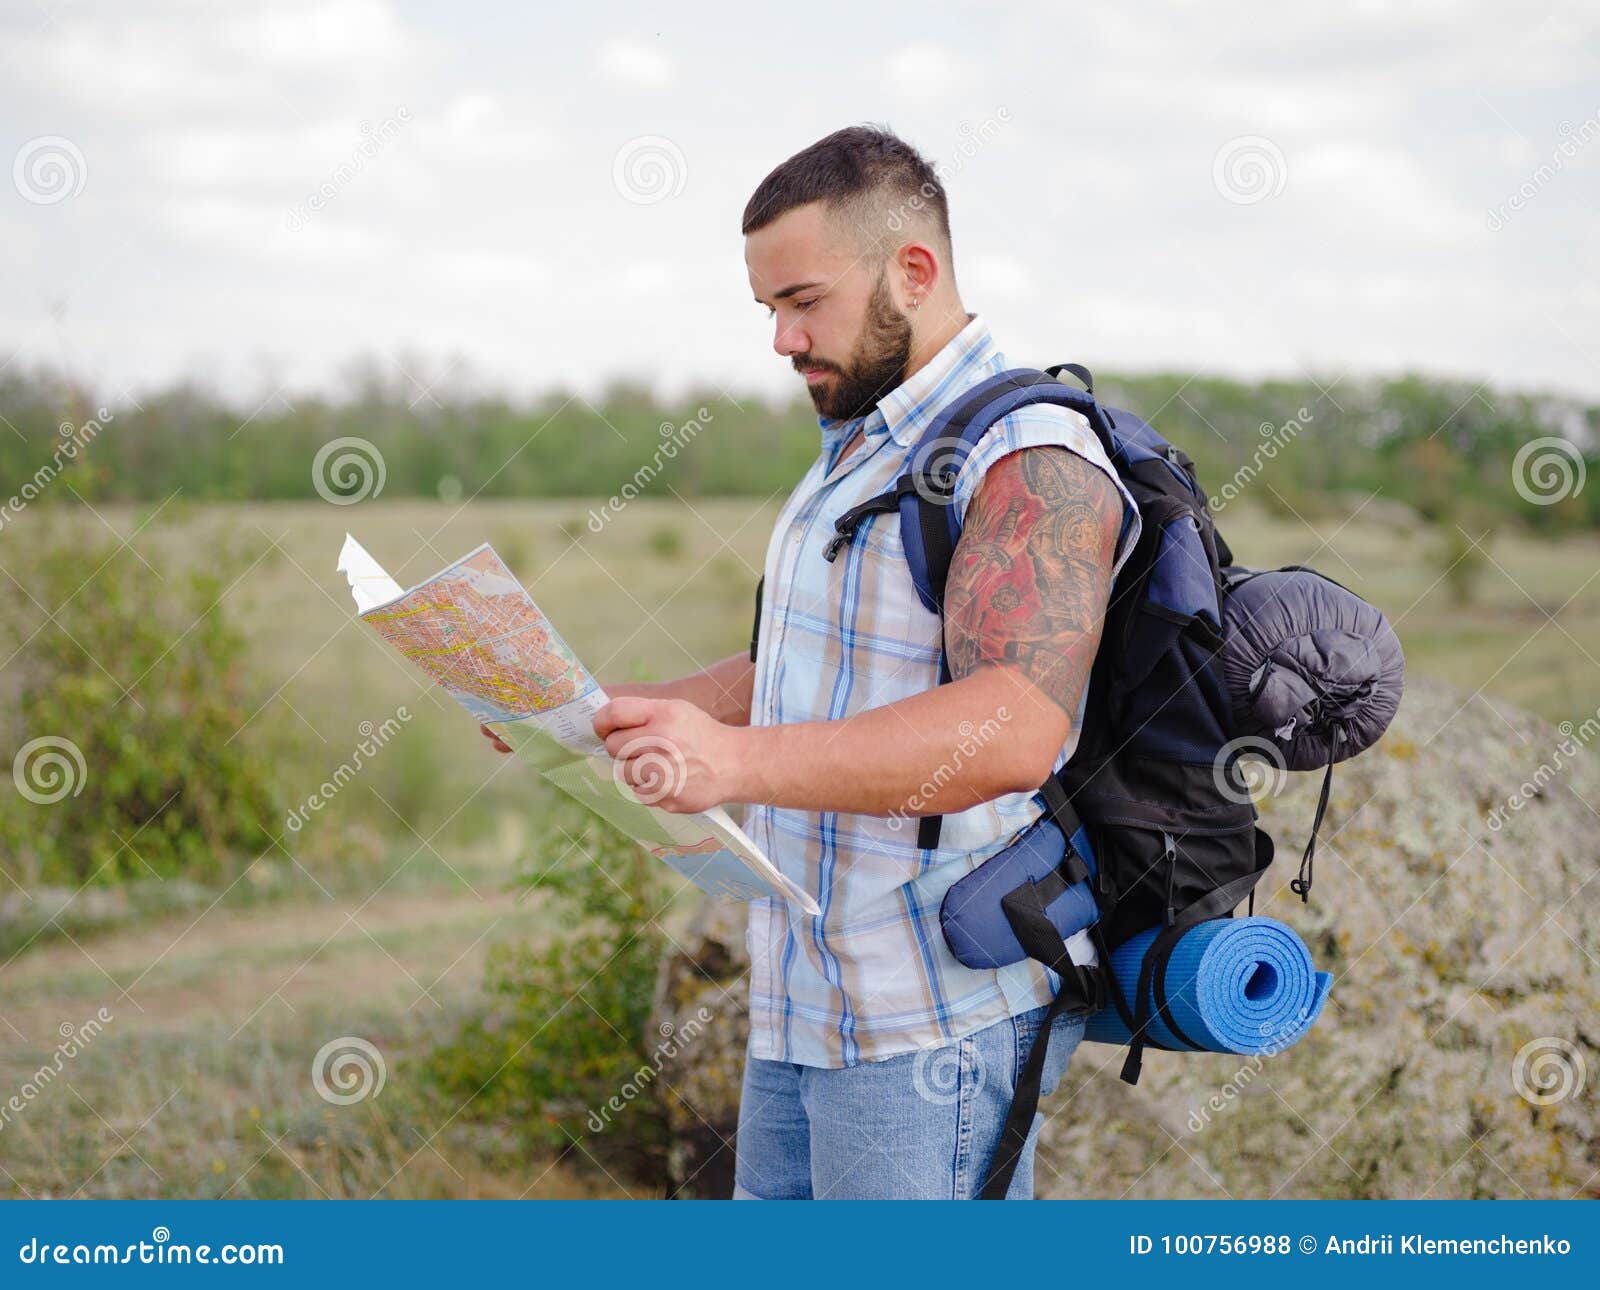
<box><xmin>354</xmin><ymin>542</ymin><xmax>603</xmax><ymax>750</ymax></box>
<box><xmin>337</xmin><ymin>534</ymin><xmax>820</xmax><ymax>916</ymax></box>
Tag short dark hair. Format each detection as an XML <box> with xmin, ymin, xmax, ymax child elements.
<box><xmin>741</xmin><ymin>125</ymin><xmax>950</xmax><ymax>252</ymax></box>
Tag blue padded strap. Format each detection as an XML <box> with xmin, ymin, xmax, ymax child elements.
<box><xmin>900</xmin><ymin>369</ymin><xmax>1110</xmax><ymax>618</ymax></box>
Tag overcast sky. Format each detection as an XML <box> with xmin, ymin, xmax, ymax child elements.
<box><xmin>3</xmin><ymin>0</ymin><xmax>1598</xmax><ymax>409</ymax></box>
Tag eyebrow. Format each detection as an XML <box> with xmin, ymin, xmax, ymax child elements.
<box><xmin>754</xmin><ymin>280</ymin><xmax>825</xmax><ymax>306</ymax></box>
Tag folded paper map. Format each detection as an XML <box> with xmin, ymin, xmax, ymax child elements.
<box><xmin>337</xmin><ymin>534</ymin><xmax>819</xmax><ymax>916</ymax></box>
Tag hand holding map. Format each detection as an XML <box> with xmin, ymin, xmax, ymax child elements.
<box><xmin>337</xmin><ymin>534</ymin><xmax>820</xmax><ymax>916</ymax></box>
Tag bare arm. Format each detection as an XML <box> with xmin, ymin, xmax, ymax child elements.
<box><xmin>612</xmin><ymin>652</ymin><xmax>755</xmax><ymax>726</ymax></box>
<box><xmin>596</xmin><ymin>447</ymin><xmax>1122</xmax><ymax>816</ymax></box>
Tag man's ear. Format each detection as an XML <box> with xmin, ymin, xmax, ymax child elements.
<box><xmin>894</xmin><ymin>240</ymin><xmax>940</xmax><ymax>305</ymax></box>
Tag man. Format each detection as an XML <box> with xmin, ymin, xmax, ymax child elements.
<box><xmin>484</xmin><ymin>126</ymin><xmax>1140</xmax><ymax>1198</ymax></box>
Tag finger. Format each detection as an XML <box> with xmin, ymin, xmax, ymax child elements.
<box><xmin>479</xmin><ymin>723</ymin><xmax>512</xmax><ymax>753</ymax></box>
<box><xmin>617</xmin><ymin>749</ymin><xmax>684</xmax><ymax>809</ymax></box>
<box><xmin>593</xmin><ymin>695</ymin><xmax>660</xmax><ymax>740</ymax></box>
<box><xmin>604</xmin><ymin>725</ymin><xmax>658</xmax><ymax>760</ymax></box>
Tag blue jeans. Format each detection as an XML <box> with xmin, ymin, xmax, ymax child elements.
<box><xmin>733</xmin><ymin>1004</ymin><xmax>1085</xmax><ymax>1200</ymax></box>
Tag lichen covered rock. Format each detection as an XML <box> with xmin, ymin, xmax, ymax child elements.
<box><xmin>653</xmin><ymin>678</ymin><xmax>1598</xmax><ymax>1198</ymax></box>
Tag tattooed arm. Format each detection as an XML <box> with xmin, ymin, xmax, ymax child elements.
<box><xmin>943</xmin><ymin>446</ymin><xmax>1123</xmax><ymax>766</ymax></box>
<box><xmin>592</xmin><ymin>443</ymin><xmax>1123</xmax><ymax>817</ymax></box>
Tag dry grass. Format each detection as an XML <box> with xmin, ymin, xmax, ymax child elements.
<box><xmin>2</xmin><ymin>493</ymin><xmax>1594</xmax><ymax>1199</ymax></box>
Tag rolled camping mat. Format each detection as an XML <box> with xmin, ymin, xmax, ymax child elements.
<box><xmin>1083</xmin><ymin>916</ymin><xmax>1333</xmax><ymax>1054</ymax></box>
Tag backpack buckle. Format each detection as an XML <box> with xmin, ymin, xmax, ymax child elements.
<box><xmin>823</xmin><ymin>522</ymin><xmax>854</xmax><ymax>563</ymax></box>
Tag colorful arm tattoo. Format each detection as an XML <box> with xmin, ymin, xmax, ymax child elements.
<box><xmin>944</xmin><ymin>446</ymin><xmax>1122</xmax><ymax>715</ymax></box>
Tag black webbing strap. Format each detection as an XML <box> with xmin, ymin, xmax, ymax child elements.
<box><xmin>1120</xmin><ymin>838</ymin><xmax>1275</xmax><ymax>1084</ymax></box>
<box><xmin>822</xmin><ymin>479</ymin><xmax>918</xmax><ymax>563</ymax></box>
<box><xmin>1044</xmin><ymin>362</ymin><xmax>1095</xmax><ymax>395</ymax></box>
<box><xmin>1119</xmin><ymin>921</ymin><xmax>1188</xmax><ymax>1085</ymax></box>
<box><xmin>749</xmin><ymin>575</ymin><xmax>763</xmax><ymax>663</ymax></box>
<box><xmin>980</xmin><ymin>869</ymin><xmax>1106</xmax><ymax>1200</ymax></box>
<box><xmin>1092</xmin><ymin>921</ymin><xmax>1138</xmax><ymax>1035</ymax></box>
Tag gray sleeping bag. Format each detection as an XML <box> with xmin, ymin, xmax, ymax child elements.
<box><xmin>1219</xmin><ymin>565</ymin><xmax>1405</xmax><ymax>900</ymax></box>
<box><xmin>1221</xmin><ymin>565</ymin><xmax>1404</xmax><ymax>769</ymax></box>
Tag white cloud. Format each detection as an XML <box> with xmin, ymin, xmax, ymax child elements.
<box><xmin>0</xmin><ymin>0</ymin><xmax>1595</xmax><ymax>401</ymax></box>
<box><xmin>881</xmin><ymin>41</ymin><xmax>978</xmax><ymax>104</ymax></box>
<box><xmin>595</xmin><ymin>37</ymin><xmax>677</xmax><ymax>89</ymax></box>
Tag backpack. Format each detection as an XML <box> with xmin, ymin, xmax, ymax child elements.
<box><xmin>751</xmin><ymin>365</ymin><xmax>1394</xmax><ymax>1200</ymax></box>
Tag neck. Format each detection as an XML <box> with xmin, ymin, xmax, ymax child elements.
<box><xmin>902</xmin><ymin>300</ymin><xmax>971</xmax><ymax>384</ymax></box>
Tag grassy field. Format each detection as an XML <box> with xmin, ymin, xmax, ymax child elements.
<box><xmin>2</xmin><ymin>493</ymin><xmax>1596</xmax><ymax>1199</ymax></box>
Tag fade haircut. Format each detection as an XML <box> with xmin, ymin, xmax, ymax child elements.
<box><xmin>741</xmin><ymin>125</ymin><xmax>951</xmax><ymax>259</ymax></box>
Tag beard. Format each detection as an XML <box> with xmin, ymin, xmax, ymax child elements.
<box><xmin>796</xmin><ymin>270</ymin><xmax>914</xmax><ymax>420</ymax></box>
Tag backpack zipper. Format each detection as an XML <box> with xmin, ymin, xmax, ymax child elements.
<box><xmin>1162</xmin><ymin>831</ymin><xmax>1178</xmax><ymax>926</ymax></box>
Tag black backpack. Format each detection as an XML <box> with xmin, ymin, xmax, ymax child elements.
<box><xmin>753</xmin><ymin>365</ymin><xmax>1391</xmax><ymax>1199</ymax></box>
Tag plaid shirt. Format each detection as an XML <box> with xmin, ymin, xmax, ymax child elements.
<box><xmin>744</xmin><ymin>314</ymin><xmax>1142</xmax><ymax>1067</ymax></box>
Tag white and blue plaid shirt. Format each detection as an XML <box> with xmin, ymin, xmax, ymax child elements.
<box><xmin>745</xmin><ymin>314</ymin><xmax>1142</xmax><ymax>1067</ymax></box>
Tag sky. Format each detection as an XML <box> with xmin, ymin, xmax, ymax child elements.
<box><xmin>2</xmin><ymin>0</ymin><xmax>1598</xmax><ymax>410</ymax></box>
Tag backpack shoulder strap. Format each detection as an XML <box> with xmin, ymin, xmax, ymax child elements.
<box><xmin>895</xmin><ymin>367</ymin><xmax>1109</xmax><ymax>616</ymax></box>
<box><xmin>858</xmin><ymin>368</ymin><xmax>1110</xmax><ymax>851</ymax></box>
<box><xmin>819</xmin><ymin>367</ymin><xmax>1115</xmax><ymax>853</ymax></box>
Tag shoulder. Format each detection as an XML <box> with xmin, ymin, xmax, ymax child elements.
<box><xmin>951</xmin><ymin>403</ymin><xmax>1123</xmax><ymax>520</ymax></box>
<box><xmin>953</xmin><ymin>403</ymin><xmax>1117</xmax><ymax>503</ymax></box>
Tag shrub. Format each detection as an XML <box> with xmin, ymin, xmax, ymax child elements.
<box><xmin>0</xmin><ymin>521</ymin><xmax>280</xmax><ymax>887</ymax></box>
<box><xmin>427</xmin><ymin>795</ymin><xmax>672</xmax><ymax>1183</ymax></box>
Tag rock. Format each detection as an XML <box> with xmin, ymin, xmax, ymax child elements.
<box><xmin>649</xmin><ymin>895</ymin><xmax>749</xmax><ymax>1198</ymax></box>
<box><xmin>651</xmin><ymin>677</ymin><xmax>1599</xmax><ymax>1198</ymax></box>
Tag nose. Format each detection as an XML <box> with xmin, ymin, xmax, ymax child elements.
<box><xmin>773</xmin><ymin>316</ymin><xmax>809</xmax><ymax>359</ymax></box>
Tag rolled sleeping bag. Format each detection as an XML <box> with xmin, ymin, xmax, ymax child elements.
<box><xmin>1084</xmin><ymin>916</ymin><xmax>1332</xmax><ymax>1054</ymax></box>
<box><xmin>1221</xmin><ymin>566</ymin><xmax>1404</xmax><ymax>771</ymax></box>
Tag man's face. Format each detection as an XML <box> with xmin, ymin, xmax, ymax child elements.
<box><xmin>745</xmin><ymin>201</ymin><xmax>914</xmax><ymax>420</ymax></box>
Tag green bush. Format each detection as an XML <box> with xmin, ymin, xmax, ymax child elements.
<box><xmin>427</xmin><ymin>796</ymin><xmax>671</xmax><ymax>1182</ymax></box>
<box><xmin>0</xmin><ymin>522</ymin><xmax>280</xmax><ymax>887</ymax></box>
<box><xmin>647</xmin><ymin>524</ymin><xmax>685</xmax><ymax>560</ymax></box>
